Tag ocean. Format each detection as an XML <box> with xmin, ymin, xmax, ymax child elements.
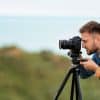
<box><xmin>0</xmin><ymin>16</ymin><xmax>99</xmax><ymax>56</ymax></box>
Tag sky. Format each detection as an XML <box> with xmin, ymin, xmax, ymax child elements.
<box><xmin>0</xmin><ymin>0</ymin><xmax>100</xmax><ymax>16</ymax></box>
<box><xmin>0</xmin><ymin>0</ymin><xmax>100</xmax><ymax>57</ymax></box>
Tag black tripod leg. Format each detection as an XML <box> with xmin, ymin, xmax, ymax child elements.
<box><xmin>70</xmin><ymin>73</ymin><xmax>75</xmax><ymax>100</ymax></box>
<box><xmin>75</xmin><ymin>69</ymin><xmax>82</xmax><ymax>100</ymax></box>
<box><xmin>54</xmin><ymin>68</ymin><xmax>74</xmax><ymax>100</ymax></box>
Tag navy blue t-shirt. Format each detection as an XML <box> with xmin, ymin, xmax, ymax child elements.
<box><xmin>79</xmin><ymin>53</ymin><xmax>100</xmax><ymax>79</ymax></box>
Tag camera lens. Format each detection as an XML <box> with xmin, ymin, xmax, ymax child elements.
<box><xmin>59</xmin><ymin>40</ymin><xmax>68</xmax><ymax>49</ymax></box>
<box><xmin>59</xmin><ymin>36</ymin><xmax>81</xmax><ymax>51</ymax></box>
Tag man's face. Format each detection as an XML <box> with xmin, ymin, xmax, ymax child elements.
<box><xmin>81</xmin><ymin>32</ymin><xmax>97</xmax><ymax>55</ymax></box>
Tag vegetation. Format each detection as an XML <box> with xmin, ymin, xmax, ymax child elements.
<box><xmin>0</xmin><ymin>46</ymin><xmax>99</xmax><ymax>100</ymax></box>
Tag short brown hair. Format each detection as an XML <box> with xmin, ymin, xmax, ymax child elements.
<box><xmin>79</xmin><ymin>21</ymin><xmax>100</xmax><ymax>34</ymax></box>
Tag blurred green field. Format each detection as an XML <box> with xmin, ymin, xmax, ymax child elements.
<box><xmin>0</xmin><ymin>46</ymin><xmax>99</xmax><ymax>100</ymax></box>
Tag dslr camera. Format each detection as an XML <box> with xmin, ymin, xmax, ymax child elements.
<box><xmin>59</xmin><ymin>36</ymin><xmax>81</xmax><ymax>64</ymax></box>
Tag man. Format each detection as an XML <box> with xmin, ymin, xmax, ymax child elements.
<box><xmin>79</xmin><ymin>21</ymin><xmax>100</xmax><ymax>79</ymax></box>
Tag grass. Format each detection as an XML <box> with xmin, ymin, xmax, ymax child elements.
<box><xmin>0</xmin><ymin>46</ymin><xmax>99</xmax><ymax>100</ymax></box>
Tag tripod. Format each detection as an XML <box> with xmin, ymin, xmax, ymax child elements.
<box><xmin>54</xmin><ymin>59</ymin><xmax>82</xmax><ymax>100</ymax></box>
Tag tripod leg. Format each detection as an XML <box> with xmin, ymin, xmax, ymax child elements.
<box><xmin>75</xmin><ymin>69</ymin><xmax>82</xmax><ymax>100</ymax></box>
<box><xmin>70</xmin><ymin>73</ymin><xmax>75</xmax><ymax>100</ymax></box>
<box><xmin>54</xmin><ymin>68</ymin><xmax>74</xmax><ymax>100</ymax></box>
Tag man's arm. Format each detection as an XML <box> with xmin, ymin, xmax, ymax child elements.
<box><xmin>79</xmin><ymin>65</ymin><xmax>94</xmax><ymax>79</ymax></box>
<box><xmin>80</xmin><ymin>53</ymin><xmax>100</xmax><ymax>79</ymax></box>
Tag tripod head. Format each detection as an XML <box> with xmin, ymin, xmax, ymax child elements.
<box><xmin>68</xmin><ymin>50</ymin><xmax>82</xmax><ymax>65</ymax></box>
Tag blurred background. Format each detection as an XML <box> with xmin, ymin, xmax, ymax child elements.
<box><xmin>0</xmin><ymin>0</ymin><xmax>100</xmax><ymax>100</ymax></box>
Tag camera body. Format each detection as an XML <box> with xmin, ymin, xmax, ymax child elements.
<box><xmin>59</xmin><ymin>36</ymin><xmax>81</xmax><ymax>64</ymax></box>
<box><xmin>59</xmin><ymin>36</ymin><xmax>81</xmax><ymax>54</ymax></box>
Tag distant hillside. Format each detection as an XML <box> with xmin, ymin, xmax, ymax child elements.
<box><xmin>0</xmin><ymin>46</ymin><xmax>22</xmax><ymax>57</ymax></box>
<box><xmin>0</xmin><ymin>46</ymin><xmax>99</xmax><ymax>100</ymax></box>
<box><xmin>0</xmin><ymin>46</ymin><xmax>71</xmax><ymax>100</ymax></box>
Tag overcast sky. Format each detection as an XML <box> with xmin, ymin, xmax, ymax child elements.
<box><xmin>0</xmin><ymin>0</ymin><xmax>100</xmax><ymax>16</ymax></box>
<box><xmin>0</xmin><ymin>0</ymin><xmax>99</xmax><ymax>57</ymax></box>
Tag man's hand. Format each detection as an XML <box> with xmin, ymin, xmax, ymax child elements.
<box><xmin>80</xmin><ymin>58</ymin><xmax>98</xmax><ymax>72</ymax></box>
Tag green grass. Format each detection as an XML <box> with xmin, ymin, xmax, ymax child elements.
<box><xmin>0</xmin><ymin>46</ymin><xmax>99</xmax><ymax>100</ymax></box>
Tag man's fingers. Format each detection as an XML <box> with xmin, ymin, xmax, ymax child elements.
<box><xmin>80</xmin><ymin>59</ymin><xmax>88</xmax><ymax>62</ymax></box>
